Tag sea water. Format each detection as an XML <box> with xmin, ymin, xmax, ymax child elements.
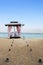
<box><xmin>21</xmin><ymin>33</ymin><xmax>43</xmax><ymax>38</ymax></box>
<box><xmin>0</xmin><ymin>32</ymin><xmax>43</xmax><ymax>38</ymax></box>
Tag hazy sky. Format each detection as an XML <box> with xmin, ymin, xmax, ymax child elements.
<box><xmin>0</xmin><ymin>0</ymin><xmax>43</xmax><ymax>33</ymax></box>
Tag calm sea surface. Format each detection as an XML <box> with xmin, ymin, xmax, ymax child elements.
<box><xmin>0</xmin><ymin>32</ymin><xmax>43</xmax><ymax>38</ymax></box>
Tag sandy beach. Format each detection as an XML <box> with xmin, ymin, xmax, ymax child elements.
<box><xmin>0</xmin><ymin>38</ymin><xmax>43</xmax><ymax>65</ymax></box>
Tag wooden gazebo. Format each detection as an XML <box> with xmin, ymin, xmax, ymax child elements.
<box><xmin>5</xmin><ymin>21</ymin><xmax>24</xmax><ymax>38</ymax></box>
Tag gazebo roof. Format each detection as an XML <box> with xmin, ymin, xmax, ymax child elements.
<box><xmin>10</xmin><ymin>21</ymin><xmax>18</xmax><ymax>23</ymax></box>
<box><xmin>5</xmin><ymin>21</ymin><xmax>24</xmax><ymax>26</ymax></box>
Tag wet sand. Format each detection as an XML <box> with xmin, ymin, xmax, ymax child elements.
<box><xmin>0</xmin><ymin>38</ymin><xmax>43</xmax><ymax>65</ymax></box>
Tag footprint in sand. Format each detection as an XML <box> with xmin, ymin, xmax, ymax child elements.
<box><xmin>30</xmin><ymin>48</ymin><xmax>32</xmax><ymax>52</ymax></box>
<box><xmin>11</xmin><ymin>44</ymin><xmax>13</xmax><ymax>47</ymax></box>
<box><xmin>27</xmin><ymin>44</ymin><xmax>29</xmax><ymax>47</ymax></box>
<box><xmin>8</xmin><ymin>48</ymin><xmax>11</xmax><ymax>51</ymax></box>
<box><xmin>38</xmin><ymin>58</ymin><xmax>43</xmax><ymax>63</ymax></box>
<box><xmin>12</xmin><ymin>41</ymin><xmax>14</xmax><ymax>44</ymax></box>
<box><xmin>5</xmin><ymin>58</ymin><xmax>9</xmax><ymax>62</ymax></box>
<box><xmin>25</xmin><ymin>41</ymin><xmax>27</xmax><ymax>43</ymax></box>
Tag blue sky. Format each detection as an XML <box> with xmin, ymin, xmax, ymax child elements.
<box><xmin>0</xmin><ymin>0</ymin><xmax>43</xmax><ymax>33</ymax></box>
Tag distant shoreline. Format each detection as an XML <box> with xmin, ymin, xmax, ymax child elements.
<box><xmin>0</xmin><ymin>33</ymin><xmax>43</xmax><ymax>38</ymax></box>
<box><xmin>0</xmin><ymin>32</ymin><xmax>43</xmax><ymax>34</ymax></box>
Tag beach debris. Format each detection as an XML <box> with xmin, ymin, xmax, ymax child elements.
<box><xmin>38</xmin><ymin>58</ymin><xmax>42</xmax><ymax>63</ymax></box>
<box><xmin>30</xmin><ymin>48</ymin><xmax>32</xmax><ymax>52</ymax></box>
<box><xmin>27</xmin><ymin>44</ymin><xmax>29</xmax><ymax>47</ymax></box>
<box><xmin>5</xmin><ymin>58</ymin><xmax>9</xmax><ymax>62</ymax></box>
<box><xmin>9</xmin><ymin>48</ymin><xmax>11</xmax><ymax>51</ymax></box>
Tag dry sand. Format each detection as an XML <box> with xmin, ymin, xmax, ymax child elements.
<box><xmin>0</xmin><ymin>38</ymin><xmax>43</xmax><ymax>65</ymax></box>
